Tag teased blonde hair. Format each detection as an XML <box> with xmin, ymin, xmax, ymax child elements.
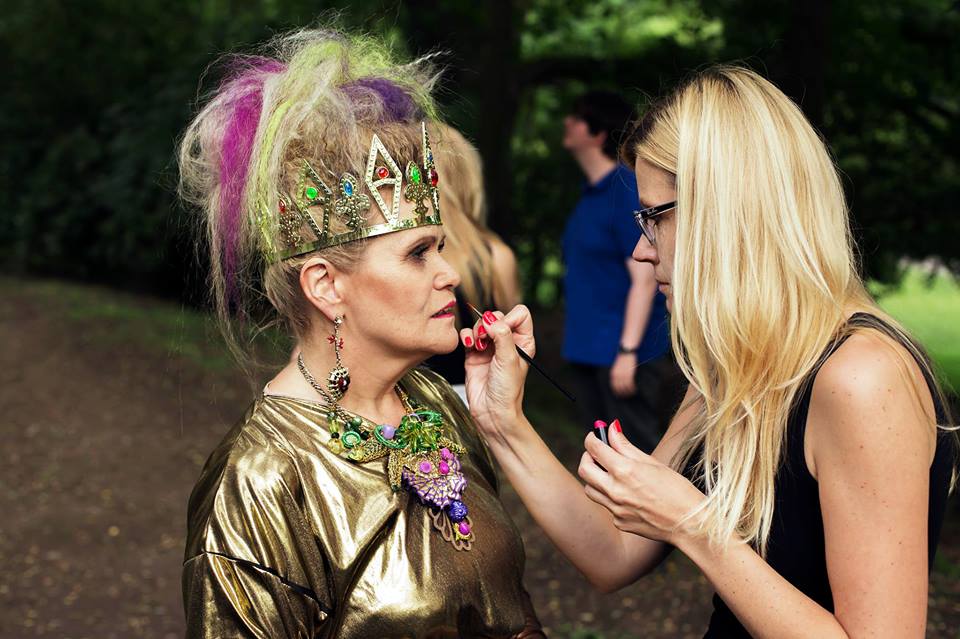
<box><xmin>625</xmin><ymin>65</ymin><xmax>956</xmax><ymax>554</ymax></box>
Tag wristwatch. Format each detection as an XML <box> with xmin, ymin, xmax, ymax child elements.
<box><xmin>617</xmin><ymin>344</ymin><xmax>638</xmax><ymax>355</ymax></box>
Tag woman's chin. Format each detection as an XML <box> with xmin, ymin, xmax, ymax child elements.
<box><xmin>435</xmin><ymin>328</ymin><xmax>461</xmax><ymax>354</ymax></box>
<box><xmin>414</xmin><ymin>325</ymin><xmax>461</xmax><ymax>358</ymax></box>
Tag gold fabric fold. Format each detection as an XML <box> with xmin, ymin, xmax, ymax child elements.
<box><xmin>183</xmin><ymin>367</ymin><xmax>543</xmax><ymax>638</ymax></box>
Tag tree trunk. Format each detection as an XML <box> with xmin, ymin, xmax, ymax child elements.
<box><xmin>782</xmin><ymin>0</ymin><xmax>830</xmax><ymax>131</ymax></box>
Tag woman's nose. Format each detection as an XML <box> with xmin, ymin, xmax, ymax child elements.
<box><xmin>437</xmin><ymin>256</ymin><xmax>461</xmax><ymax>289</ymax></box>
<box><xmin>632</xmin><ymin>235</ymin><xmax>657</xmax><ymax>264</ymax></box>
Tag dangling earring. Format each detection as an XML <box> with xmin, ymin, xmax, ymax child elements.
<box><xmin>326</xmin><ymin>315</ymin><xmax>350</xmax><ymax>400</ymax></box>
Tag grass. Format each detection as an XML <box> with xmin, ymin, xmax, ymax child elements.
<box><xmin>874</xmin><ymin>268</ymin><xmax>960</xmax><ymax>392</ymax></box>
<box><xmin>0</xmin><ymin>277</ymin><xmax>288</xmax><ymax>374</ymax></box>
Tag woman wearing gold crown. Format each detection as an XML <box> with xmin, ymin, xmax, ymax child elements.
<box><xmin>177</xmin><ymin>29</ymin><xmax>544</xmax><ymax>638</ymax></box>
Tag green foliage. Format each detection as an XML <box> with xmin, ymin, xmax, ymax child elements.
<box><xmin>521</xmin><ymin>0</ymin><xmax>724</xmax><ymax>58</ymax></box>
<box><xmin>2</xmin><ymin>0</ymin><xmax>957</xmax><ymax>307</ymax></box>
<box><xmin>0</xmin><ymin>0</ymin><xmax>395</xmax><ymax>299</ymax></box>
<box><xmin>705</xmin><ymin>0</ymin><xmax>960</xmax><ymax>280</ymax></box>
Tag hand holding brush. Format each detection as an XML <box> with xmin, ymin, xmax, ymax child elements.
<box><xmin>462</xmin><ymin>303</ymin><xmax>576</xmax><ymax>404</ymax></box>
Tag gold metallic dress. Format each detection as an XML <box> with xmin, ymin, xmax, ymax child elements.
<box><xmin>183</xmin><ymin>368</ymin><xmax>544</xmax><ymax>638</ymax></box>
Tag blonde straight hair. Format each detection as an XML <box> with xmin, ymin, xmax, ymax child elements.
<box><xmin>626</xmin><ymin>65</ymin><xmax>956</xmax><ymax>555</ymax></box>
<box><xmin>432</xmin><ymin>124</ymin><xmax>509</xmax><ymax>310</ymax></box>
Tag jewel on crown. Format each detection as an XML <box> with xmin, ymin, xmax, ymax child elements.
<box><xmin>272</xmin><ymin>122</ymin><xmax>441</xmax><ymax>261</ymax></box>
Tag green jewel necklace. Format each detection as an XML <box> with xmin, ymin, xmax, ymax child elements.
<box><xmin>297</xmin><ymin>354</ymin><xmax>475</xmax><ymax>549</ymax></box>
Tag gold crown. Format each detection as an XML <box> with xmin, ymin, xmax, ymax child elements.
<box><xmin>272</xmin><ymin>122</ymin><xmax>441</xmax><ymax>261</ymax></box>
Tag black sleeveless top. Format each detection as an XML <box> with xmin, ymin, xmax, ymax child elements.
<box><xmin>683</xmin><ymin>314</ymin><xmax>957</xmax><ymax>638</ymax></box>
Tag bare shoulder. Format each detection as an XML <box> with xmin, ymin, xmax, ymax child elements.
<box><xmin>806</xmin><ymin>330</ymin><xmax>936</xmax><ymax>478</ymax></box>
<box><xmin>487</xmin><ymin>235</ymin><xmax>521</xmax><ymax>308</ymax></box>
<box><xmin>488</xmin><ymin>235</ymin><xmax>517</xmax><ymax>266</ymax></box>
<box><xmin>812</xmin><ymin>330</ymin><xmax>931</xmax><ymax>419</ymax></box>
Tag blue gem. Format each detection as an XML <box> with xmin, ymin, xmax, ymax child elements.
<box><xmin>448</xmin><ymin>500</ymin><xmax>468</xmax><ymax>522</ymax></box>
<box><xmin>344</xmin><ymin>180</ymin><xmax>354</xmax><ymax>196</ymax></box>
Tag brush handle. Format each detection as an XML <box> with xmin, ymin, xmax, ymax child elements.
<box><xmin>465</xmin><ymin>302</ymin><xmax>576</xmax><ymax>403</ymax></box>
<box><xmin>515</xmin><ymin>345</ymin><xmax>577</xmax><ymax>403</ymax></box>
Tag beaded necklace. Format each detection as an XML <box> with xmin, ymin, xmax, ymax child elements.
<box><xmin>298</xmin><ymin>354</ymin><xmax>474</xmax><ymax>550</ymax></box>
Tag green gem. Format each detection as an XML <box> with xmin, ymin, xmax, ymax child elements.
<box><xmin>342</xmin><ymin>431</ymin><xmax>362</xmax><ymax>448</ymax></box>
<box><xmin>351</xmin><ymin>416</ymin><xmax>362</xmax><ymax>428</ymax></box>
<box><xmin>410</xmin><ymin>165</ymin><xmax>421</xmax><ymax>184</ymax></box>
<box><xmin>305</xmin><ymin>186</ymin><xmax>319</xmax><ymax>200</ymax></box>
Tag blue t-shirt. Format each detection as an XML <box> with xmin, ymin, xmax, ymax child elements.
<box><xmin>561</xmin><ymin>164</ymin><xmax>670</xmax><ymax>367</ymax></box>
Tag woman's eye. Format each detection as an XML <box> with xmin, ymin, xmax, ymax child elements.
<box><xmin>411</xmin><ymin>245</ymin><xmax>429</xmax><ymax>260</ymax></box>
<box><xmin>438</xmin><ymin>240</ymin><xmax>445</xmax><ymax>253</ymax></box>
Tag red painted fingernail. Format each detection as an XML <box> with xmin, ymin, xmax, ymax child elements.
<box><xmin>483</xmin><ymin>311</ymin><xmax>497</xmax><ymax>325</ymax></box>
<box><xmin>478</xmin><ymin>324</ymin><xmax>487</xmax><ymax>338</ymax></box>
<box><xmin>477</xmin><ymin>337</ymin><xmax>487</xmax><ymax>351</ymax></box>
<box><xmin>611</xmin><ymin>419</ymin><xmax>622</xmax><ymax>433</ymax></box>
<box><xmin>464</xmin><ymin>336</ymin><xmax>473</xmax><ymax>348</ymax></box>
<box><xmin>593</xmin><ymin>420</ymin><xmax>607</xmax><ymax>429</ymax></box>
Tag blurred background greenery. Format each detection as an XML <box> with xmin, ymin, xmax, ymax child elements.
<box><xmin>3</xmin><ymin>0</ymin><xmax>958</xmax><ymax>305</ymax></box>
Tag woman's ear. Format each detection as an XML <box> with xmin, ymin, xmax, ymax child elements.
<box><xmin>300</xmin><ymin>257</ymin><xmax>345</xmax><ymax>322</ymax></box>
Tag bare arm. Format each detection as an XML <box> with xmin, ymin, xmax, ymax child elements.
<box><xmin>489</xmin><ymin>238</ymin><xmax>522</xmax><ymax>310</ymax></box>
<box><xmin>611</xmin><ymin>260</ymin><xmax>658</xmax><ymax>397</ymax></box>
<box><xmin>620</xmin><ymin>259</ymin><xmax>657</xmax><ymax>349</ymax></box>
<box><xmin>479</xmin><ymin>335</ymin><xmax>699</xmax><ymax>591</ymax></box>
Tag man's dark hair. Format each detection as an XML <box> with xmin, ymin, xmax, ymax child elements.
<box><xmin>570</xmin><ymin>90</ymin><xmax>637</xmax><ymax>160</ymax></box>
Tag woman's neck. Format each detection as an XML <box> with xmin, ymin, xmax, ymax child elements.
<box><xmin>574</xmin><ymin>147</ymin><xmax>617</xmax><ymax>186</ymax></box>
<box><xmin>268</xmin><ymin>333</ymin><xmax>413</xmax><ymax>426</ymax></box>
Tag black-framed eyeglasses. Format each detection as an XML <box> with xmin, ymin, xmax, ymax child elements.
<box><xmin>632</xmin><ymin>201</ymin><xmax>676</xmax><ymax>246</ymax></box>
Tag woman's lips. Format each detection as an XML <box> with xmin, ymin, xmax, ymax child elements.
<box><xmin>431</xmin><ymin>301</ymin><xmax>457</xmax><ymax>318</ymax></box>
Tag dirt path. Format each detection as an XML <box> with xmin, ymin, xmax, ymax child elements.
<box><xmin>1</xmin><ymin>279</ymin><xmax>956</xmax><ymax>638</ymax></box>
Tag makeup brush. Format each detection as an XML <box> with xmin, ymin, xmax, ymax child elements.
<box><xmin>465</xmin><ymin>303</ymin><xmax>576</xmax><ymax>403</ymax></box>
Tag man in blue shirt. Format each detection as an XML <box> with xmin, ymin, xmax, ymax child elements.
<box><xmin>561</xmin><ymin>91</ymin><xmax>678</xmax><ymax>452</ymax></box>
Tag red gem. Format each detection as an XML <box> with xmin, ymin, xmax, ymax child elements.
<box><xmin>337</xmin><ymin>376</ymin><xmax>350</xmax><ymax>392</ymax></box>
<box><xmin>430</xmin><ymin>168</ymin><xmax>439</xmax><ymax>187</ymax></box>
<box><xmin>376</xmin><ymin>166</ymin><xmax>389</xmax><ymax>179</ymax></box>
<box><xmin>278</xmin><ymin>199</ymin><xmax>286</xmax><ymax>213</ymax></box>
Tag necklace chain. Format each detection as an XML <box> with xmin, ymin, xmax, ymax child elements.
<box><xmin>297</xmin><ymin>353</ymin><xmax>413</xmax><ymax>428</ymax></box>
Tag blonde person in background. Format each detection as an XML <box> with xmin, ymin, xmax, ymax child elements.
<box><xmin>459</xmin><ymin>66</ymin><xmax>958</xmax><ymax>638</ymax></box>
<box><xmin>425</xmin><ymin>125</ymin><xmax>521</xmax><ymax>403</ymax></box>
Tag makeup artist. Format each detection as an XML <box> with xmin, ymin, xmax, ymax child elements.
<box><xmin>461</xmin><ymin>66</ymin><xmax>957</xmax><ymax>638</ymax></box>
